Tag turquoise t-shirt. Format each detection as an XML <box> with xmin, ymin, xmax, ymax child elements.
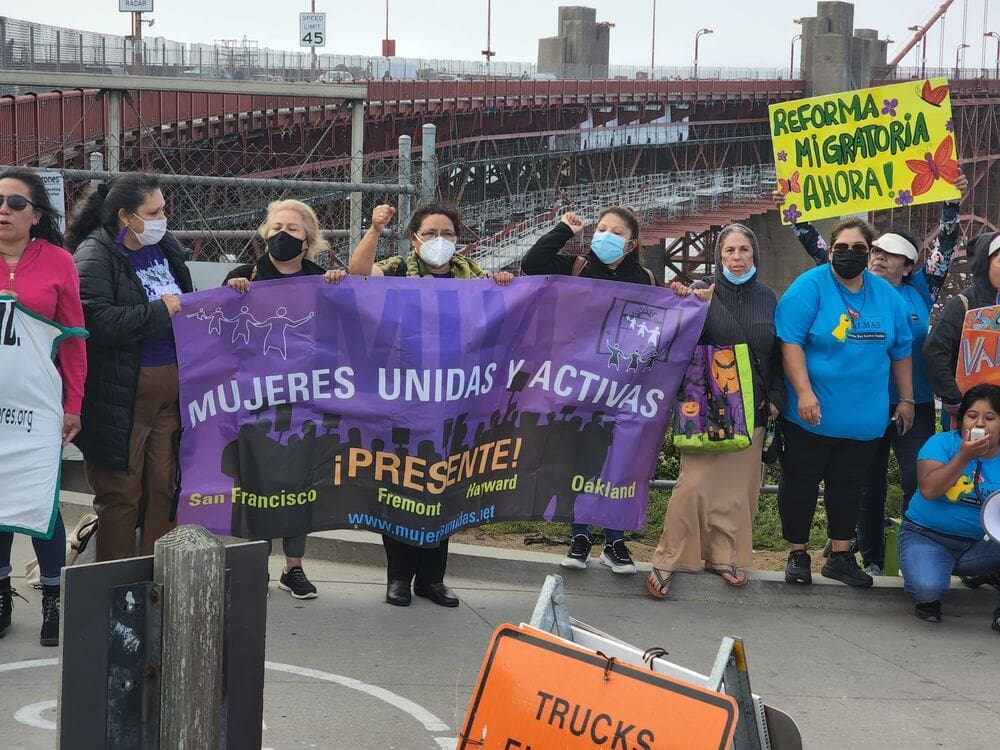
<box><xmin>892</xmin><ymin>276</ymin><xmax>932</xmax><ymax>405</ymax></box>
<box><xmin>776</xmin><ymin>266</ymin><xmax>913</xmax><ymax>440</ymax></box>
<box><xmin>905</xmin><ymin>431</ymin><xmax>1000</xmax><ymax>539</ymax></box>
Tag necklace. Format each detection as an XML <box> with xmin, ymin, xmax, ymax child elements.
<box><xmin>832</xmin><ymin>268</ymin><xmax>867</xmax><ymax>321</ymax></box>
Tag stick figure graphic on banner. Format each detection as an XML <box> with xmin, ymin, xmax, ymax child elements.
<box><xmin>224</xmin><ymin>306</ymin><xmax>263</xmax><ymax>344</ymax></box>
<box><xmin>606</xmin><ymin>339</ymin><xmax>625</xmax><ymax>370</ymax></box>
<box><xmin>252</xmin><ymin>307</ymin><xmax>315</xmax><ymax>360</ymax></box>
<box><xmin>598</xmin><ymin>297</ymin><xmax>681</xmax><ymax>369</ymax></box>
<box><xmin>186</xmin><ymin>308</ymin><xmax>225</xmax><ymax>334</ymax></box>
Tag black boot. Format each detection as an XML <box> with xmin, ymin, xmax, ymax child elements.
<box><xmin>40</xmin><ymin>584</ymin><xmax>60</xmax><ymax>647</ymax></box>
<box><xmin>0</xmin><ymin>577</ymin><xmax>11</xmax><ymax>639</ymax></box>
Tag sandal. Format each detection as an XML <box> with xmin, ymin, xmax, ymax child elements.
<box><xmin>705</xmin><ymin>564</ymin><xmax>749</xmax><ymax>587</ymax></box>
<box><xmin>646</xmin><ymin>568</ymin><xmax>673</xmax><ymax>600</ymax></box>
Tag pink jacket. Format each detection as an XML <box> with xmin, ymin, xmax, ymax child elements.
<box><xmin>1</xmin><ymin>238</ymin><xmax>87</xmax><ymax>414</ymax></box>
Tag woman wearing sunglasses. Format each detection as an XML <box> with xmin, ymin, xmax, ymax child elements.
<box><xmin>66</xmin><ymin>173</ymin><xmax>193</xmax><ymax>562</ymax></box>
<box><xmin>775</xmin><ymin>175</ymin><xmax>967</xmax><ymax>577</ymax></box>
<box><xmin>0</xmin><ymin>169</ymin><xmax>86</xmax><ymax>647</ymax></box>
<box><xmin>349</xmin><ymin>203</ymin><xmax>512</xmax><ymax>609</ymax></box>
<box><xmin>775</xmin><ymin>219</ymin><xmax>914</xmax><ymax>588</ymax></box>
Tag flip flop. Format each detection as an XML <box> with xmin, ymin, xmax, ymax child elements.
<box><xmin>705</xmin><ymin>564</ymin><xmax>749</xmax><ymax>587</ymax></box>
<box><xmin>646</xmin><ymin>568</ymin><xmax>673</xmax><ymax>600</ymax></box>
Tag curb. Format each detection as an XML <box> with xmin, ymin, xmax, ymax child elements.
<box><xmin>55</xmin><ymin>485</ymin><xmax>999</xmax><ymax>613</ymax></box>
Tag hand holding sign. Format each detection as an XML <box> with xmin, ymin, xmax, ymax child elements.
<box><xmin>770</xmin><ymin>78</ymin><xmax>961</xmax><ymax>224</ymax></box>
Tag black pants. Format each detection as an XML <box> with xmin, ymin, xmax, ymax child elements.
<box><xmin>382</xmin><ymin>535</ymin><xmax>449</xmax><ymax>585</ymax></box>
<box><xmin>857</xmin><ymin>403</ymin><xmax>937</xmax><ymax>567</ymax></box>
<box><xmin>778</xmin><ymin>420</ymin><xmax>880</xmax><ymax>545</ymax></box>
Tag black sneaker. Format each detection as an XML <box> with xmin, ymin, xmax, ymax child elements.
<box><xmin>785</xmin><ymin>550</ymin><xmax>812</xmax><ymax>585</ymax></box>
<box><xmin>915</xmin><ymin>601</ymin><xmax>942</xmax><ymax>624</ymax></box>
<box><xmin>599</xmin><ymin>540</ymin><xmax>637</xmax><ymax>575</ymax></box>
<box><xmin>991</xmin><ymin>606</ymin><xmax>1000</xmax><ymax>634</ymax></box>
<box><xmin>561</xmin><ymin>534</ymin><xmax>592</xmax><ymax>570</ymax></box>
<box><xmin>821</xmin><ymin>552</ymin><xmax>874</xmax><ymax>588</ymax></box>
<box><xmin>0</xmin><ymin>577</ymin><xmax>11</xmax><ymax>639</ymax></box>
<box><xmin>278</xmin><ymin>567</ymin><xmax>318</xmax><ymax>599</ymax></box>
<box><xmin>40</xmin><ymin>584</ymin><xmax>60</xmax><ymax>647</ymax></box>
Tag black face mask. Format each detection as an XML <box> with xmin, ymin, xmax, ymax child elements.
<box><xmin>267</xmin><ymin>231</ymin><xmax>305</xmax><ymax>262</ymax></box>
<box><xmin>831</xmin><ymin>251</ymin><xmax>867</xmax><ymax>280</ymax></box>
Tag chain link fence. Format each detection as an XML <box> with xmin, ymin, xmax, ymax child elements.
<box><xmin>44</xmin><ymin>141</ymin><xmax>421</xmax><ymax>266</ymax></box>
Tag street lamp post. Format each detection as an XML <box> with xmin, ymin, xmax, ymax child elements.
<box><xmin>482</xmin><ymin>0</ymin><xmax>496</xmax><ymax>76</ymax></box>
<box><xmin>986</xmin><ymin>32</ymin><xmax>1000</xmax><ymax>79</ymax></box>
<box><xmin>955</xmin><ymin>42</ymin><xmax>970</xmax><ymax>77</ymax></box>
<box><xmin>651</xmin><ymin>0</ymin><xmax>657</xmax><ymax>73</ymax></box>
<box><xmin>790</xmin><ymin>34</ymin><xmax>802</xmax><ymax>79</ymax></box>
<box><xmin>694</xmin><ymin>28</ymin><xmax>713</xmax><ymax>80</ymax></box>
<box><xmin>908</xmin><ymin>25</ymin><xmax>926</xmax><ymax>77</ymax></box>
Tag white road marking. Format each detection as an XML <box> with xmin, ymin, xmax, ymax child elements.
<box><xmin>14</xmin><ymin>700</ymin><xmax>57</xmax><ymax>731</ymax></box>
<box><xmin>2</xmin><ymin>658</ymin><xmax>456</xmax><ymax>748</ymax></box>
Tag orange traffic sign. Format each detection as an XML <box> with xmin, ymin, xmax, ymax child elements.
<box><xmin>459</xmin><ymin>624</ymin><xmax>739</xmax><ymax>750</ymax></box>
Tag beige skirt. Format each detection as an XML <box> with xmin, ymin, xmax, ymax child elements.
<box><xmin>651</xmin><ymin>427</ymin><xmax>765</xmax><ymax>572</ymax></box>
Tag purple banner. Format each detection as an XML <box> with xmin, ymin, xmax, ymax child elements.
<box><xmin>173</xmin><ymin>275</ymin><xmax>706</xmax><ymax>546</ymax></box>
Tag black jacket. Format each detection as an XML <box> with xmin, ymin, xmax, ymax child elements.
<box><xmin>924</xmin><ymin>232</ymin><xmax>997</xmax><ymax>406</ymax></box>
<box><xmin>521</xmin><ymin>223</ymin><xmax>657</xmax><ymax>285</ymax></box>
<box><xmin>223</xmin><ymin>253</ymin><xmax>327</xmax><ymax>283</ymax></box>
<box><xmin>694</xmin><ymin>225</ymin><xmax>786</xmax><ymax>424</ymax></box>
<box><xmin>74</xmin><ymin>228</ymin><xmax>193</xmax><ymax>469</ymax></box>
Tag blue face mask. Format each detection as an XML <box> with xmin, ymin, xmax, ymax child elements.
<box><xmin>591</xmin><ymin>232</ymin><xmax>627</xmax><ymax>265</ymax></box>
<box><xmin>722</xmin><ymin>263</ymin><xmax>756</xmax><ymax>285</ymax></box>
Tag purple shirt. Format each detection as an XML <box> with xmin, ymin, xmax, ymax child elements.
<box><xmin>126</xmin><ymin>243</ymin><xmax>183</xmax><ymax>366</ymax></box>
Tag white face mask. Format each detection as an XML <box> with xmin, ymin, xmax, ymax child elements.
<box><xmin>132</xmin><ymin>215</ymin><xmax>167</xmax><ymax>246</ymax></box>
<box><xmin>419</xmin><ymin>236</ymin><xmax>457</xmax><ymax>268</ymax></box>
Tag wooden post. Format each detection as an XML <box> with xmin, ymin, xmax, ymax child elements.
<box><xmin>154</xmin><ymin>525</ymin><xmax>225</xmax><ymax>750</ymax></box>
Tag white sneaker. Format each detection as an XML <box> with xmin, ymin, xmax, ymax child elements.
<box><xmin>599</xmin><ymin>540</ymin><xmax>637</xmax><ymax>575</ymax></box>
<box><xmin>560</xmin><ymin>534</ymin><xmax>591</xmax><ymax>569</ymax></box>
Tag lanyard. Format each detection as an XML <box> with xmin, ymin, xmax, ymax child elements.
<box><xmin>832</xmin><ymin>268</ymin><xmax>867</xmax><ymax>321</ymax></box>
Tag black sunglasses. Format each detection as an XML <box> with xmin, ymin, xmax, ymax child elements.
<box><xmin>0</xmin><ymin>194</ymin><xmax>35</xmax><ymax>212</ymax></box>
<box><xmin>832</xmin><ymin>242</ymin><xmax>869</xmax><ymax>254</ymax></box>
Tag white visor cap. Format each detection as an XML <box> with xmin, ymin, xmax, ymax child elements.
<box><xmin>989</xmin><ymin>234</ymin><xmax>1000</xmax><ymax>258</ymax></box>
<box><xmin>873</xmin><ymin>233</ymin><xmax>918</xmax><ymax>262</ymax></box>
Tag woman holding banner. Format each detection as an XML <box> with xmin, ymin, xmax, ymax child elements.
<box><xmin>0</xmin><ymin>168</ymin><xmax>86</xmax><ymax>647</ymax></box>
<box><xmin>349</xmin><ymin>203</ymin><xmax>513</xmax><ymax>608</ymax></box>
<box><xmin>775</xmin><ymin>218</ymin><xmax>913</xmax><ymax>588</ymax></box>
<box><xmin>521</xmin><ymin>208</ymin><xmax>656</xmax><ymax>577</ymax></box>
<box><xmin>645</xmin><ymin>224</ymin><xmax>784</xmax><ymax>598</ymax></box>
<box><xmin>67</xmin><ymin>173</ymin><xmax>193</xmax><ymax>562</ymax></box>
<box><xmin>775</xmin><ymin>175</ymin><xmax>967</xmax><ymax>576</ymax></box>
<box><xmin>223</xmin><ymin>198</ymin><xmax>345</xmax><ymax>600</ymax></box>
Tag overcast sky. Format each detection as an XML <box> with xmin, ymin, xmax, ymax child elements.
<box><xmin>12</xmin><ymin>1</ymin><xmax>1000</xmax><ymax>70</ymax></box>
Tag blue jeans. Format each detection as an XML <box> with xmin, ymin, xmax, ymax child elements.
<box><xmin>898</xmin><ymin>519</ymin><xmax>1000</xmax><ymax>603</ymax></box>
<box><xmin>570</xmin><ymin>524</ymin><xmax>624</xmax><ymax>544</ymax></box>
<box><xmin>857</xmin><ymin>403</ymin><xmax>936</xmax><ymax>567</ymax></box>
<box><xmin>0</xmin><ymin>512</ymin><xmax>67</xmax><ymax>587</ymax></box>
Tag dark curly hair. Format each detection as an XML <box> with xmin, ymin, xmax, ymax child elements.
<box><xmin>406</xmin><ymin>202</ymin><xmax>462</xmax><ymax>238</ymax></box>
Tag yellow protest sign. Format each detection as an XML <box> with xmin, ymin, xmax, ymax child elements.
<box><xmin>770</xmin><ymin>78</ymin><xmax>961</xmax><ymax>224</ymax></box>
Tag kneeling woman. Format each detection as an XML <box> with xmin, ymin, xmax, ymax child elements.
<box><xmin>899</xmin><ymin>384</ymin><xmax>1000</xmax><ymax>631</ymax></box>
<box><xmin>349</xmin><ymin>203</ymin><xmax>512</xmax><ymax>608</ymax></box>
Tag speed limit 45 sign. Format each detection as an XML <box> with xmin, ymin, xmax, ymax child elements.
<box><xmin>299</xmin><ymin>13</ymin><xmax>326</xmax><ymax>47</ymax></box>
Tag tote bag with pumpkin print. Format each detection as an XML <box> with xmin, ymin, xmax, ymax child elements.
<box><xmin>672</xmin><ymin>344</ymin><xmax>755</xmax><ymax>453</ymax></box>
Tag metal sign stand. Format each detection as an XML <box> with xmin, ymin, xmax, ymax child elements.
<box><xmin>527</xmin><ymin>574</ymin><xmax>801</xmax><ymax>750</ymax></box>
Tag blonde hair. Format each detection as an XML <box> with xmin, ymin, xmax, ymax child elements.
<box><xmin>258</xmin><ymin>199</ymin><xmax>329</xmax><ymax>260</ymax></box>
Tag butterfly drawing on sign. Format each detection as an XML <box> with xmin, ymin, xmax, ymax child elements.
<box><xmin>905</xmin><ymin>135</ymin><xmax>960</xmax><ymax>197</ymax></box>
<box><xmin>777</xmin><ymin>170</ymin><xmax>801</xmax><ymax>196</ymax></box>
<box><xmin>919</xmin><ymin>80</ymin><xmax>949</xmax><ymax>107</ymax></box>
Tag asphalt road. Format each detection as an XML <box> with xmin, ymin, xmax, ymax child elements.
<box><xmin>1</xmin><ymin>534</ymin><xmax>999</xmax><ymax>749</ymax></box>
